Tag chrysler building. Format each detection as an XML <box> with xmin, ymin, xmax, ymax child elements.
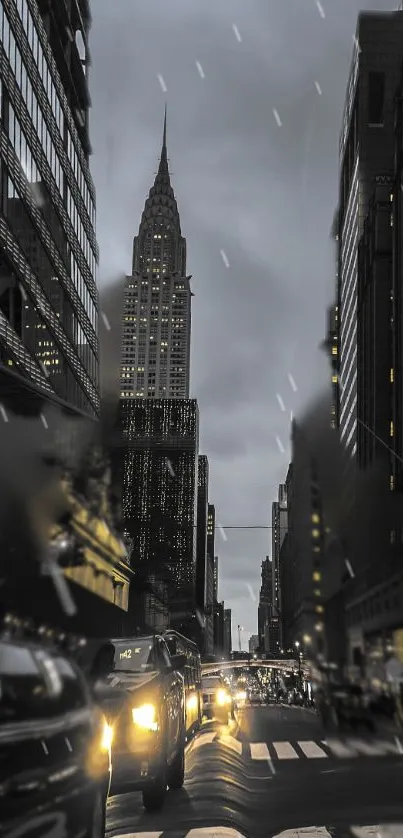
<box><xmin>120</xmin><ymin>109</ymin><xmax>192</xmax><ymax>399</ymax></box>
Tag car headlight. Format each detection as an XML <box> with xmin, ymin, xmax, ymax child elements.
<box><xmin>101</xmin><ymin>721</ymin><xmax>113</xmax><ymax>752</ymax></box>
<box><xmin>216</xmin><ymin>688</ymin><xmax>230</xmax><ymax>706</ymax></box>
<box><xmin>131</xmin><ymin>703</ymin><xmax>159</xmax><ymax>731</ymax></box>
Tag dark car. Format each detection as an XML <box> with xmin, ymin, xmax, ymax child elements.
<box><xmin>94</xmin><ymin>635</ymin><xmax>187</xmax><ymax>812</ymax></box>
<box><xmin>0</xmin><ymin>636</ymin><xmax>111</xmax><ymax>838</ymax></box>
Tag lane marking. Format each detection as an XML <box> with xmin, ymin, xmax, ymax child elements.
<box><xmin>272</xmin><ymin>741</ymin><xmax>299</xmax><ymax>759</ymax></box>
<box><xmin>298</xmin><ymin>740</ymin><xmax>328</xmax><ymax>759</ymax></box>
<box><xmin>218</xmin><ymin>735</ymin><xmax>242</xmax><ymax>755</ymax></box>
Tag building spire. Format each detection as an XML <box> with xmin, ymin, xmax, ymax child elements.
<box><xmin>158</xmin><ymin>103</ymin><xmax>168</xmax><ymax>174</ymax></box>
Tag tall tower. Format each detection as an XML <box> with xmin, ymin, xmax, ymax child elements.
<box><xmin>120</xmin><ymin>108</ymin><xmax>192</xmax><ymax>399</ymax></box>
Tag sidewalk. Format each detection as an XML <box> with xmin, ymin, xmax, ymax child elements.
<box><xmin>374</xmin><ymin>714</ymin><xmax>403</xmax><ymax>738</ymax></box>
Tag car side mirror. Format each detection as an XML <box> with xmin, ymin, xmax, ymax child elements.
<box><xmin>170</xmin><ymin>653</ymin><xmax>187</xmax><ymax>671</ymax></box>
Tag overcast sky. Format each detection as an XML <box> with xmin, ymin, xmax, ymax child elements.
<box><xmin>89</xmin><ymin>0</ymin><xmax>397</xmax><ymax>645</ymax></box>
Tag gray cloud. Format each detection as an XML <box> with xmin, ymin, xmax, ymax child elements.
<box><xmin>90</xmin><ymin>0</ymin><xmax>396</xmax><ymax>641</ymax></box>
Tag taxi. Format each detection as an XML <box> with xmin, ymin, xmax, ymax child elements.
<box><xmin>201</xmin><ymin>675</ymin><xmax>235</xmax><ymax>723</ymax></box>
<box><xmin>93</xmin><ymin>635</ymin><xmax>186</xmax><ymax>811</ymax></box>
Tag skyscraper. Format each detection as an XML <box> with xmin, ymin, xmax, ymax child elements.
<box><xmin>120</xmin><ymin>109</ymin><xmax>192</xmax><ymax>400</ymax></box>
<box><xmin>258</xmin><ymin>556</ymin><xmax>273</xmax><ymax>653</ymax></box>
<box><xmin>204</xmin><ymin>503</ymin><xmax>216</xmax><ymax>654</ymax></box>
<box><xmin>334</xmin><ymin>10</ymin><xmax>403</xmax><ymax>673</ymax></box>
<box><xmin>337</xmin><ymin>12</ymin><xmax>403</xmax><ymax>458</ymax></box>
<box><xmin>0</xmin><ymin>0</ymin><xmax>99</xmax><ymax>418</ymax></box>
<box><xmin>120</xmin><ymin>398</ymin><xmax>199</xmax><ymax>600</ymax></box>
<box><xmin>223</xmin><ymin>608</ymin><xmax>232</xmax><ymax>657</ymax></box>
<box><xmin>196</xmin><ymin>454</ymin><xmax>209</xmax><ymax>614</ymax></box>
<box><xmin>272</xmin><ymin>483</ymin><xmax>288</xmax><ymax>640</ymax></box>
<box><xmin>118</xmin><ymin>111</ymin><xmax>201</xmax><ymax>633</ymax></box>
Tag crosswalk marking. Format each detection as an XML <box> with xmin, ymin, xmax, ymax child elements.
<box><xmin>187</xmin><ymin>829</ymin><xmax>245</xmax><ymax>837</ymax></box>
<box><xmin>111</xmin><ymin>831</ymin><xmax>244</xmax><ymax>838</ymax></box>
<box><xmin>218</xmin><ymin>735</ymin><xmax>242</xmax><ymax>755</ymax></box>
<box><xmin>273</xmin><ymin>830</ymin><xmax>332</xmax><ymax>838</ymax></box>
<box><xmin>190</xmin><ymin>732</ymin><xmax>402</xmax><ymax>761</ymax></box>
<box><xmin>112</xmin><ymin>833</ymin><xmax>162</xmax><ymax>837</ymax></box>
<box><xmin>250</xmin><ymin>742</ymin><xmax>270</xmax><ymax>760</ymax></box>
<box><xmin>298</xmin><ymin>740</ymin><xmax>328</xmax><ymax>758</ymax></box>
<box><xmin>272</xmin><ymin>741</ymin><xmax>299</xmax><ymax>759</ymax></box>
<box><xmin>192</xmin><ymin>732</ymin><xmax>216</xmax><ymax>748</ymax></box>
<box><xmin>111</xmin><ymin>825</ymin><xmax>403</xmax><ymax>838</ymax></box>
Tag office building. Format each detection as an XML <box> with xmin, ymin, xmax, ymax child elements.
<box><xmin>280</xmin><ymin>423</ymin><xmax>325</xmax><ymax>652</ymax></box>
<box><xmin>223</xmin><ymin>608</ymin><xmax>232</xmax><ymax>657</ymax></box>
<box><xmin>120</xmin><ymin>108</ymin><xmax>191</xmax><ymax>400</ymax></box>
<box><xmin>337</xmin><ymin>12</ymin><xmax>403</xmax><ymax>458</ymax></box>
<box><xmin>0</xmin><ymin>0</ymin><xmax>99</xmax><ymax>418</ymax></box>
<box><xmin>272</xmin><ymin>483</ymin><xmax>288</xmax><ymax>644</ymax></box>
<box><xmin>204</xmin><ymin>503</ymin><xmax>216</xmax><ymax>655</ymax></box>
<box><xmin>120</xmin><ymin>398</ymin><xmax>199</xmax><ymax>600</ymax></box>
<box><xmin>213</xmin><ymin>555</ymin><xmax>218</xmax><ymax>602</ymax></box>
<box><xmin>196</xmin><ymin>454</ymin><xmax>209</xmax><ymax>615</ymax></box>
<box><xmin>214</xmin><ymin>600</ymin><xmax>224</xmax><ymax>656</ymax></box>
<box><xmin>249</xmin><ymin>634</ymin><xmax>259</xmax><ymax>655</ymax></box>
<box><xmin>0</xmin><ymin>1</ymin><xmax>140</xmax><ymax>638</ymax></box>
<box><xmin>334</xmin><ymin>10</ymin><xmax>403</xmax><ymax>673</ymax></box>
<box><xmin>258</xmin><ymin>556</ymin><xmax>276</xmax><ymax>654</ymax></box>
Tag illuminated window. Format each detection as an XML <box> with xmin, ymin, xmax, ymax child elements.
<box><xmin>390</xmin><ymin>475</ymin><xmax>395</xmax><ymax>491</ymax></box>
<box><xmin>390</xmin><ymin>421</ymin><xmax>394</xmax><ymax>437</ymax></box>
<box><xmin>313</xmin><ymin>571</ymin><xmax>321</xmax><ymax>582</ymax></box>
<box><xmin>331</xmin><ymin>346</ymin><xmax>337</xmax><ymax>356</ymax></box>
<box><xmin>390</xmin><ymin>368</ymin><xmax>394</xmax><ymax>383</ymax></box>
<box><xmin>332</xmin><ymin>375</ymin><xmax>338</xmax><ymax>384</ymax></box>
<box><xmin>311</xmin><ymin>513</ymin><xmax>320</xmax><ymax>524</ymax></box>
<box><xmin>312</xmin><ymin>528</ymin><xmax>320</xmax><ymax>539</ymax></box>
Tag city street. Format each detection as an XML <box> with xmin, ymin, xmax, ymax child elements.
<box><xmin>106</xmin><ymin>704</ymin><xmax>403</xmax><ymax>838</ymax></box>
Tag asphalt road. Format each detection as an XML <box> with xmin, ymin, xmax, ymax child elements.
<box><xmin>106</xmin><ymin>704</ymin><xmax>403</xmax><ymax>838</ymax></box>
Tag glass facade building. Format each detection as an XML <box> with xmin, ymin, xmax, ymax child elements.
<box><xmin>0</xmin><ymin>0</ymin><xmax>99</xmax><ymax>416</ymax></box>
<box><xmin>120</xmin><ymin>397</ymin><xmax>199</xmax><ymax>598</ymax></box>
<box><xmin>337</xmin><ymin>13</ymin><xmax>403</xmax><ymax>458</ymax></box>
<box><xmin>195</xmin><ymin>454</ymin><xmax>209</xmax><ymax>613</ymax></box>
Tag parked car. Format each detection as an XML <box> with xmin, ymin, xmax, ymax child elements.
<box><xmin>93</xmin><ymin>635</ymin><xmax>187</xmax><ymax>812</ymax></box>
<box><xmin>201</xmin><ymin>675</ymin><xmax>234</xmax><ymax>723</ymax></box>
<box><xmin>0</xmin><ymin>635</ymin><xmax>111</xmax><ymax>838</ymax></box>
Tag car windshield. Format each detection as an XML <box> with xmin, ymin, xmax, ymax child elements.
<box><xmin>202</xmin><ymin>678</ymin><xmax>222</xmax><ymax>690</ymax></box>
<box><xmin>112</xmin><ymin>639</ymin><xmax>155</xmax><ymax>672</ymax></box>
